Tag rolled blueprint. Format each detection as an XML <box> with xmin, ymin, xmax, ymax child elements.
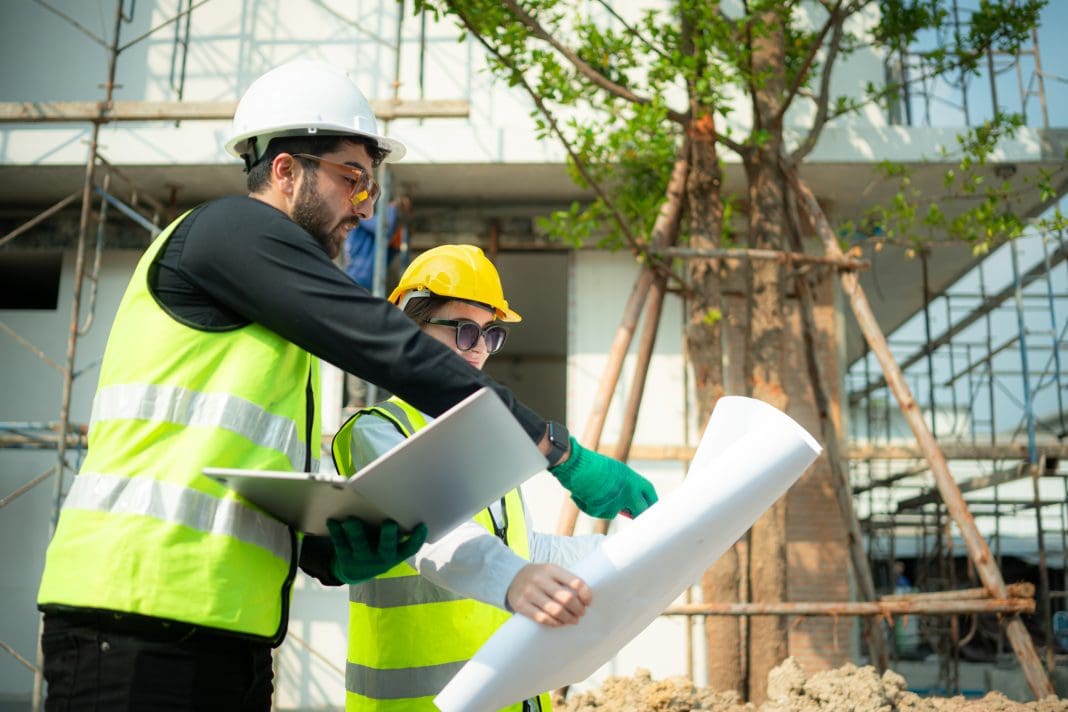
<box><xmin>435</xmin><ymin>396</ymin><xmax>822</xmax><ymax>712</ymax></box>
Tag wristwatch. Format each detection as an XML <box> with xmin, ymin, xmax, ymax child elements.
<box><xmin>545</xmin><ymin>420</ymin><xmax>570</xmax><ymax>466</ymax></box>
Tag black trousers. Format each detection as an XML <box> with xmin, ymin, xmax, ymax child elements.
<box><xmin>41</xmin><ymin>613</ymin><xmax>274</xmax><ymax>712</ymax></box>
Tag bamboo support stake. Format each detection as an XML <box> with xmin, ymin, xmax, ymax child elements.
<box><xmin>577</xmin><ymin>269</ymin><xmax>652</xmax><ymax>452</ymax></box>
<box><xmin>555</xmin><ymin>149</ymin><xmax>689</xmax><ymax>535</ymax></box>
<box><xmin>787</xmin><ymin>170</ymin><xmax>1054</xmax><ymax>699</ymax></box>
<box><xmin>32</xmin><ymin>8</ymin><xmax>124</xmax><ymax>709</ymax></box>
<box><xmin>848</xmin><ymin>443</ymin><xmax>1068</xmax><ymax>460</ymax></box>
<box><xmin>656</xmin><ymin>246</ymin><xmax>868</xmax><ymax>270</ymax></box>
<box><xmin>601</xmin><ymin>442</ymin><xmax>1068</xmax><ymax>462</ymax></box>
<box><xmin>593</xmin><ymin>273</ymin><xmax>668</xmax><ymax>536</ymax></box>
<box><xmin>0</xmin><ymin>99</ymin><xmax>469</xmax><ymax>122</ymax></box>
<box><xmin>0</xmin><ymin>467</ymin><xmax>56</xmax><ymax>510</ymax></box>
<box><xmin>0</xmin><ymin>434</ymin><xmax>86</xmax><ymax>450</ymax></box>
<box><xmin>614</xmin><ymin>274</ymin><xmax>667</xmax><ymax>464</ymax></box>
<box><xmin>554</xmin><ymin>268</ymin><xmax>652</xmax><ymax>535</ymax></box>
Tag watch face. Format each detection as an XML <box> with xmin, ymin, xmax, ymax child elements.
<box><xmin>550</xmin><ymin>422</ymin><xmax>567</xmax><ymax>447</ymax></box>
<box><xmin>548</xmin><ymin>421</ymin><xmax>569</xmax><ymax>462</ymax></box>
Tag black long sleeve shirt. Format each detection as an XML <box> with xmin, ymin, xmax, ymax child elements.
<box><xmin>151</xmin><ymin>195</ymin><xmax>544</xmax><ymax>440</ymax></box>
<box><xmin>152</xmin><ymin>195</ymin><xmax>548</xmax><ymax>586</ymax></box>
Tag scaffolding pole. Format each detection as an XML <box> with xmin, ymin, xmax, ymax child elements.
<box><xmin>788</xmin><ymin>168</ymin><xmax>1054</xmax><ymax>699</ymax></box>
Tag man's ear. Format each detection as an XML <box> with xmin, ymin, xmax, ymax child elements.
<box><xmin>271</xmin><ymin>153</ymin><xmax>298</xmax><ymax>196</ymax></box>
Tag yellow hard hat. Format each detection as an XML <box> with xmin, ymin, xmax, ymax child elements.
<box><xmin>388</xmin><ymin>245</ymin><xmax>522</xmax><ymax>322</ymax></box>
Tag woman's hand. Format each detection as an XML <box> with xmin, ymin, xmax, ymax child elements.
<box><xmin>506</xmin><ymin>563</ymin><xmax>592</xmax><ymax>627</ymax></box>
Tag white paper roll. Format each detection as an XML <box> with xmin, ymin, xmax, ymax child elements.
<box><xmin>435</xmin><ymin>396</ymin><xmax>822</xmax><ymax>712</ymax></box>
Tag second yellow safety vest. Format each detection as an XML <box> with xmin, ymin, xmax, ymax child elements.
<box><xmin>333</xmin><ymin>397</ymin><xmax>551</xmax><ymax>712</ymax></box>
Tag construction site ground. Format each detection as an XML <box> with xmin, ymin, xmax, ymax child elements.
<box><xmin>561</xmin><ymin>658</ymin><xmax>1068</xmax><ymax>711</ymax></box>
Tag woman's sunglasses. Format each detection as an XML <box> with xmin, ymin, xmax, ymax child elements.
<box><xmin>425</xmin><ymin>318</ymin><xmax>508</xmax><ymax>354</ymax></box>
<box><xmin>292</xmin><ymin>153</ymin><xmax>380</xmax><ymax>206</ymax></box>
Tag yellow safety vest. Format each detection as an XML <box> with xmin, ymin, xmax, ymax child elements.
<box><xmin>38</xmin><ymin>208</ymin><xmax>321</xmax><ymax>642</ymax></box>
<box><xmin>333</xmin><ymin>397</ymin><xmax>552</xmax><ymax>712</ymax></box>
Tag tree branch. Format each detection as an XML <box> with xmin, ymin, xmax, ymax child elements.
<box><xmin>789</xmin><ymin>11</ymin><xmax>1037</xmax><ymax>165</ymax></box>
<box><xmin>789</xmin><ymin>8</ymin><xmax>845</xmax><ymax>163</ymax></box>
<box><xmin>446</xmin><ymin>2</ymin><xmax>660</xmax><ymax>267</ymax></box>
<box><xmin>593</xmin><ymin>0</ymin><xmax>671</xmax><ymax>62</ymax></box>
<box><xmin>710</xmin><ymin>5</ymin><xmax>747</xmax><ymax>51</ymax></box>
<box><xmin>744</xmin><ymin>1</ymin><xmax>759</xmax><ymax>125</ymax></box>
<box><xmin>773</xmin><ymin>0</ymin><xmax>844</xmax><ymax>125</ymax></box>
<box><xmin>680</xmin><ymin>2</ymin><xmax>746</xmax><ymax>159</ymax></box>
<box><xmin>716</xmin><ymin>132</ymin><xmax>747</xmax><ymax>157</ymax></box>
<box><xmin>499</xmin><ymin>0</ymin><xmax>689</xmax><ymax>124</ymax></box>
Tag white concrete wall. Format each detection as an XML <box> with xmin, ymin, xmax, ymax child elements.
<box><xmin>0</xmin><ymin>0</ymin><xmax>559</xmax><ymax>167</ymax></box>
<box><xmin>0</xmin><ymin>0</ymin><xmax>892</xmax><ymax>170</ymax></box>
<box><xmin>0</xmin><ymin>249</ymin><xmax>138</xmax><ymax>705</ymax></box>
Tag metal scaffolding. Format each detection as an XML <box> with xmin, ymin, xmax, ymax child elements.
<box><xmin>848</xmin><ymin>225</ymin><xmax>1068</xmax><ymax>693</ymax></box>
<box><xmin>850</xmin><ymin>7</ymin><xmax>1068</xmax><ymax>690</ymax></box>
<box><xmin>884</xmin><ymin>0</ymin><xmax>1059</xmax><ymax>129</ymax></box>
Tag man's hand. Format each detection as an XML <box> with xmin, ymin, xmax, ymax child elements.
<box><xmin>506</xmin><ymin>563</ymin><xmax>592</xmax><ymax>627</ymax></box>
<box><xmin>549</xmin><ymin>436</ymin><xmax>658</xmax><ymax>519</ymax></box>
<box><xmin>327</xmin><ymin>517</ymin><xmax>427</xmax><ymax>584</ymax></box>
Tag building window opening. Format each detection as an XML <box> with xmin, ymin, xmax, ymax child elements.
<box><xmin>0</xmin><ymin>251</ymin><xmax>62</xmax><ymax>310</ymax></box>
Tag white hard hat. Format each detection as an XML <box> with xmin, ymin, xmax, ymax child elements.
<box><xmin>224</xmin><ymin>59</ymin><xmax>406</xmax><ymax>164</ymax></box>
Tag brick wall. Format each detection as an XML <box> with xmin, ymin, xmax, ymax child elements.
<box><xmin>784</xmin><ymin>272</ymin><xmax>853</xmax><ymax>674</ymax></box>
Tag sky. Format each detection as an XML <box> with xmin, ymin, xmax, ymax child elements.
<box><xmin>903</xmin><ymin>0</ymin><xmax>1067</xmax><ymax>128</ymax></box>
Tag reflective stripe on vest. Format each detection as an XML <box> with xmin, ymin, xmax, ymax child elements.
<box><xmin>347</xmin><ymin>661</ymin><xmax>465</xmax><ymax>701</ymax></box>
<box><xmin>349</xmin><ymin>575</ymin><xmax>466</xmax><ymax>608</ymax></box>
<box><xmin>63</xmin><ymin>472</ymin><xmax>291</xmax><ymax>561</ymax></box>
<box><xmin>372</xmin><ymin>401</ymin><xmax>414</xmax><ymax>433</ymax></box>
<box><xmin>91</xmin><ymin>382</ymin><xmax>316</xmax><ymax>472</ymax></box>
<box><xmin>342</xmin><ymin>397</ymin><xmax>546</xmax><ymax>712</ymax></box>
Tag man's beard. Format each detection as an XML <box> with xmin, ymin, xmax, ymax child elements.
<box><xmin>291</xmin><ymin>179</ymin><xmax>340</xmax><ymax>258</ymax></box>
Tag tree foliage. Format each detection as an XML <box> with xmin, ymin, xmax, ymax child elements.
<box><xmin>414</xmin><ymin>0</ymin><xmax>1058</xmax><ymax>263</ymax></box>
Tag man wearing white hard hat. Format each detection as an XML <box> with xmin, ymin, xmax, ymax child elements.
<box><xmin>35</xmin><ymin>60</ymin><xmax>657</xmax><ymax>710</ymax></box>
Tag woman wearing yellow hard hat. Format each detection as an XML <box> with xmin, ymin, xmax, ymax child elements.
<box><xmin>332</xmin><ymin>245</ymin><xmax>619</xmax><ymax>711</ymax></box>
<box><xmin>387</xmin><ymin>244</ymin><xmax>522</xmax><ymax>322</ymax></box>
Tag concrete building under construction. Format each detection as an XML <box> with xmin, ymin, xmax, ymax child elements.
<box><xmin>0</xmin><ymin>1</ymin><xmax>1065</xmax><ymax>710</ymax></box>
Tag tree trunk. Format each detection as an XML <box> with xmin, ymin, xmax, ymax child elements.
<box><xmin>745</xmin><ymin>251</ymin><xmax>788</xmax><ymax>705</ymax></box>
<box><xmin>686</xmin><ymin>113</ymin><xmax>745</xmax><ymax>694</ymax></box>
<box><xmin>744</xmin><ymin>7</ymin><xmax>789</xmax><ymax>703</ymax></box>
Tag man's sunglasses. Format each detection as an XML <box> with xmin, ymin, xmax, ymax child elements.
<box><xmin>425</xmin><ymin>318</ymin><xmax>508</xmax><ymax>354</ymax></box>
<box><xmin>292</xmin><ymin>153</ymin><xmax>381</xmax><ymax>206</ymax></box>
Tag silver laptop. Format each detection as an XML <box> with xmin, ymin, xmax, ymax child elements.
<box><xmin>205</xmin><ymin>388</ymin><xmax>548</xmax><ymax>543</ymax></box>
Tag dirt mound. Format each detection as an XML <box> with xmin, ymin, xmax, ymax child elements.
<box><xmin>560</xmin><ymin>658</ymin><xmax>1068</xmax><ymax>712</ymax></box>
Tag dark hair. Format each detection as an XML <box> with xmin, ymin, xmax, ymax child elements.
<box><xmin>245</xmin><ymin>134</ymin><xmax>390</xmax><ymax>193</ymax></box>
<box><xmin>402</xmin><ymin>295</ymin><xmax>451</xmax><ymax>324</ymax></box>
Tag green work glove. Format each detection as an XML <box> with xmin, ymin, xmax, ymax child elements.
<box><xmin>327</xmin><ymin>517</ymin><xmax>428</xmax><ymax>584</ymax></box>
<box><xmin>549</xmin><ymin>436</ymin><xmax>658</xmax><ymax>519</ymax></box>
